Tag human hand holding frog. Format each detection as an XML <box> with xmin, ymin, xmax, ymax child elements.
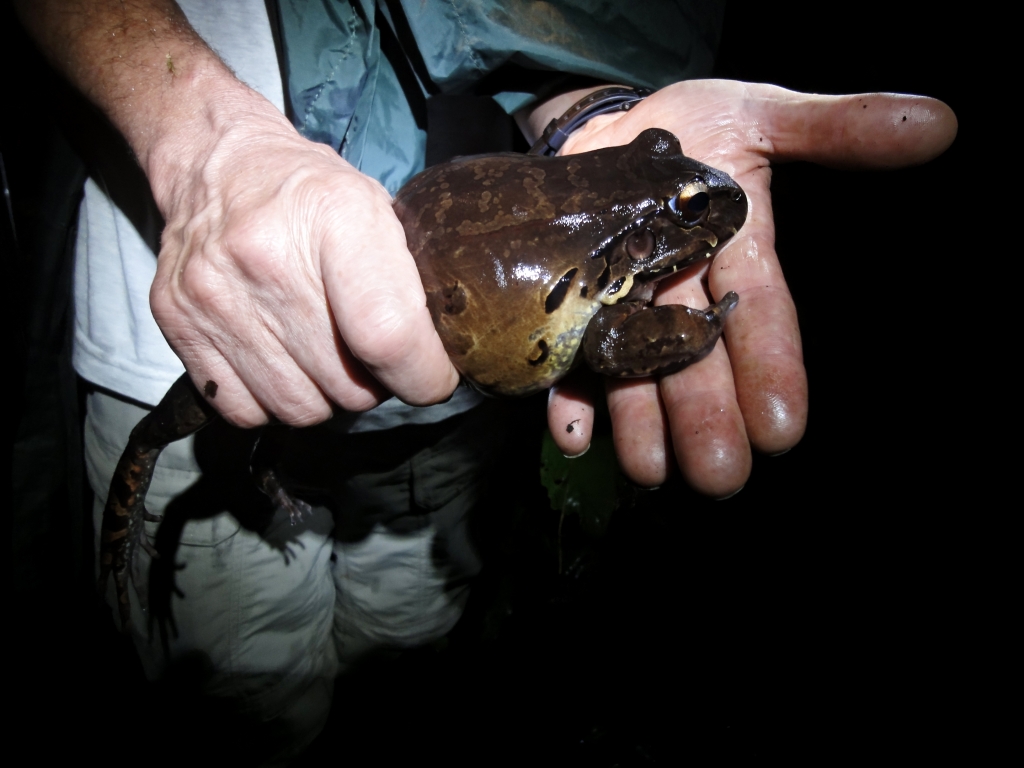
<box><xmin>531</xmin><ymin>81</ymin><xmax>956</xmax><ymax>496</ymax></box>
<box><xmin>147</xmin><ymin>91</ymin><xmax>461</xmax><ymax>427</ymax></box>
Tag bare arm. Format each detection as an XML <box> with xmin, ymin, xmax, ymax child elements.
<box><xmin>16</xmin><ymin>0</ymin><xmax>243</xmax><ymax>197</ymax></box>
<box><xmin>15</xmin><ymin>0</ymin><xmax>459</xmax><ymax>426</ymax></box>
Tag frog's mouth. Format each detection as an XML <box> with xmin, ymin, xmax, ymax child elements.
<box><xmin>637</xmin><ymin>245</ymin><xmax>718</xmax><ymax>285</ymax></box>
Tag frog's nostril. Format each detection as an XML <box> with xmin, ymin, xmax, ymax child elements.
<box><xmin>731</xmin><ymin>189</ymin><xmax>744</xmax><ymax>203</ymax></box>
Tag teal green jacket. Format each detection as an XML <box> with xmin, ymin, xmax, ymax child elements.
<box><xmin>277</xmin><ymin>1</ymin><xmax>723</xmax><ymax>194</ymax></box>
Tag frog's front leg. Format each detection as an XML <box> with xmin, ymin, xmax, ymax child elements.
<box><xmin>581</xmin><ymin>292</ymin><xmax>739</xmax><ymax>378</ymax></box>
<box><xmin>98</xmin><ymin>374</ymin><xmax>217</xmax><ymax>632</ymax></box>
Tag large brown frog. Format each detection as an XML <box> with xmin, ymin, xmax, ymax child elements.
<box><xmin>397</xmin><ymin>128</ymin><xmax>748</xmax><ymax>396</ymax></box>
<box><xmin>99</xmin><ymin>128</ymin><xmax>747</xmax><ymax>630</ymax></box>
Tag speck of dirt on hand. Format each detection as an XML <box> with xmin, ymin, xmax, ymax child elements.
<box><xmin>166</xmin><ymin>53</ymin><xmax>175</xmax><ymax>75</ymax></box>
<box><xmin>204</xmin><ymin>380</ymin><xmax>218</xmax><ymax>398</ymax></box>
<box><xmin>902</xmin><ymin>115</ymin><xmax>907</xmax><ymax>121</ymax></box>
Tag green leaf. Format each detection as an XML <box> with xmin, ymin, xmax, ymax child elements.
<box><xmin>539</xmin><ymin>429</ymin><xmax>620</xmax><ymax>537</ymax></box>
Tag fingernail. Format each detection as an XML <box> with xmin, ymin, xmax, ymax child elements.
<box><xmin>715</xmin><ymin>484</ymin><xmax>745</xmax><ymax>501</ymax></box>
<box><xmin>563</xmin><ymin>443</ymin><xmax>591</xmax><ymax>459</ymax></box>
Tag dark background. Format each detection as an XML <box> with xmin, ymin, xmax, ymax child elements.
<box><xmin>5</xmin><ymin>3</ymin><xmax>983</xmax><ymax>764</ymax></box>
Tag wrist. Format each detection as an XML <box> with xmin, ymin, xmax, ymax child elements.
<box><xmin>523</xmin><ymin>85</ymin><xmax>650</xmax><ymax>157</ymax></box>
<box><xmin>142</xmin><ymin>74</ymin><xmax>295</xmax><ymax>215</ymax></box>
<box><xmin>557</xmin><ymin>111</ymin><xmax>630</xmax><ymax>155</ymax></box>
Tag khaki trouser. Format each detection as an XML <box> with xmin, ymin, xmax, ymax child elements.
<box><xmin>85</xmin><ymin>388</ymin><xmax>504</xmax><ymax>763</ymax></box>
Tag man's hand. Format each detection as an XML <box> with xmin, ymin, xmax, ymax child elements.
<box><xmin>16</xmin><ymin>0</ymin><xmax>459</xmax><ymax>427</ymax></box>
<box><xmin>531</xmin><ymin>81</ymin><xmax>957</xmax><ymax>496</ymax></box>
<box><xmin>148</xmin><ymin>97</ymin><xmax>459</xmax><ymax>426</ymax></box>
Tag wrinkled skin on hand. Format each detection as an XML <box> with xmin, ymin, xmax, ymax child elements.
<box><xmin>542</xmin><ymin>81</ymin><xmax>957</xmax><ymax>496</ymax></box>
<box><xmin>150</xmin><ymin>94</ymin><xmax>460</xmax><ymax>429</ymax></box>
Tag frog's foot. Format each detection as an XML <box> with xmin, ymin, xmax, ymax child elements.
<box><xmin>583</xmin><ymin>292</ymin><xmax>739</xmax><ymax>378</ymax></box>
<box><xmin>257</xmin><ymin>467</ymin><xmax>312</xmax><ymax>525</ymax></box>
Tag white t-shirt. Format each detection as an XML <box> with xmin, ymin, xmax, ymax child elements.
<box><xmin>73</xmin><ymin>0</ymin><xmax>482</xmax><ymax>428</ymax></box>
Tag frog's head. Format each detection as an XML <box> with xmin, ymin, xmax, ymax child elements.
<box><xmin>593</xmin><ymin>129</ymin><xmax>748</xmax><ymax>305</ymax></box>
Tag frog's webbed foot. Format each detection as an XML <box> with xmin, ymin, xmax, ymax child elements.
<box><xmin>583</xmin><ymin>292</ymin><xmax>739</xmax><ymax>378</ymax></box>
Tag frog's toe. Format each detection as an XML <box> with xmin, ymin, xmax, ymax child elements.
<box><xmin>140</xmin><ymin>538</ymin><xmax>160</xmax><ymax>560</ymax></box>
<box><xmin>271</xmin><ymin>492</ymin><xmax>313</xmax><ymax>526</ymax></box>
<box><xmin>256</xmin><ymin>467</ymin><xmax>311</xmax><ymax>525</ymax></box>
<box><xmin>708</xmin><ymin>291</ymin><xmax>739</xmax><ymax>320</ymax></box>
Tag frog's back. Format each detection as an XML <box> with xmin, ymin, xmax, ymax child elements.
<box><xmin>394</xmin><ymin>130</ymin><xmax>747</xmax><ymax>397</ymax></box>
<box><xmin>395</xmin><ymin>150</ymin><xmax>644</xmax><ymax>396</ymax></box>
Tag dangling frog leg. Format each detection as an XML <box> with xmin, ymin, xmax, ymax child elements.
<box><xmin>581</xmin><ymin>292</ymin><xmax>739</xmax><ymax>378</ymax></box>
<box><xmin>249</xmin><ymin>426</ymin><xmax>313</xmax><ymax>528</ymax></box>
<box><xmin>98</xmin><ymin>373</ymin><xmax>217</xmax><ymax>632</ymax></box>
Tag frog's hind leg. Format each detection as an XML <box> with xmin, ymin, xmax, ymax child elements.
<box><xmin>582</xmin><ymin>292</ymin><xmax>738</xmax><ymax>378</ymax></box>
<box><xmin>97</xmin><ymin>374</ymin><xmax>217</xmax><ymax>632</ymax></box>
<box><xmin>98</xmin><ymin>439</ymin><xmax>163</xmax><ymax>632</ymax></box>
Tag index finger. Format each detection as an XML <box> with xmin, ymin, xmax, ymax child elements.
<box><xmin>317</xmin><ymin>174</ymin><xmax>461</xmax><ymax>407</ymax></box>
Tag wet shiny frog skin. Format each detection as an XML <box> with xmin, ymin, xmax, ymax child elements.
<box><xmin>395</xmin><ymin>128</ymin><xmax>749</xmax><ymax>397</ymax></box>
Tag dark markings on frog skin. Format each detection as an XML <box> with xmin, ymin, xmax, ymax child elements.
<box><xmin>527</xmin><ymin>339</ymin><xmax>550</xmax><ymax>366</ymax></box>
<box><xmin>203</xmin><ymin>379</ymin><xmax>218</xmax><ymax>398</ymax></box>
<box><xmin>545</xmin><ymin>268</ymin><xmax>578</xmax><ymax>314</ymax></box>
<box><xmin>441</xmin><ymin>283</ymin><xmax>467</xmax><ymax>315</ymax></box>
<box><xmin>606</xmin><ymin>276</ymin><xmax>626</xmax><ymax>297</ymax></box>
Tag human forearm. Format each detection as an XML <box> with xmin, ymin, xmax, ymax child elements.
<box><xmin>13</xmin><ymin>0</ymin><xmax>291</xmax><ymax>211</ymax></box>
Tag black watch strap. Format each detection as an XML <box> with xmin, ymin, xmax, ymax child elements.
<box><xmin>527</xmin><ymin>86</ymin><xmax>652</xmax><ymax>156</ymax></box>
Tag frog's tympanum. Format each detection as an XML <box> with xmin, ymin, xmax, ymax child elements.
<box><xmin>99</xmin><ymin>128</ymin><xmax>747</xmax><ymax>630</ymax></box>
<box><xmin>397</xmin><ymin>128</ymin><xmax>748</xmax><ymax>396</ymax></box>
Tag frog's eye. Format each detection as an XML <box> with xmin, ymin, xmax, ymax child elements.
<box><xmin>626</xmin><ymin>228</ymin><xmax>655</xmax><ymax>260</ymax></box>
<box><xmin>669</xmin><ymin>181</ymin><xmax>710</xmax><ymax>227</ymax></box>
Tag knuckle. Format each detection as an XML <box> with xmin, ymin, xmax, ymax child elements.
<box><xmin>344</xmin><ymin>305</ymin><xmax>418</xmax><ymax>366</ymax></box>
<box><xmin>215</xmin><ymin>399</ymin><xmax>270</xmax><ymax>430</ymax></box>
